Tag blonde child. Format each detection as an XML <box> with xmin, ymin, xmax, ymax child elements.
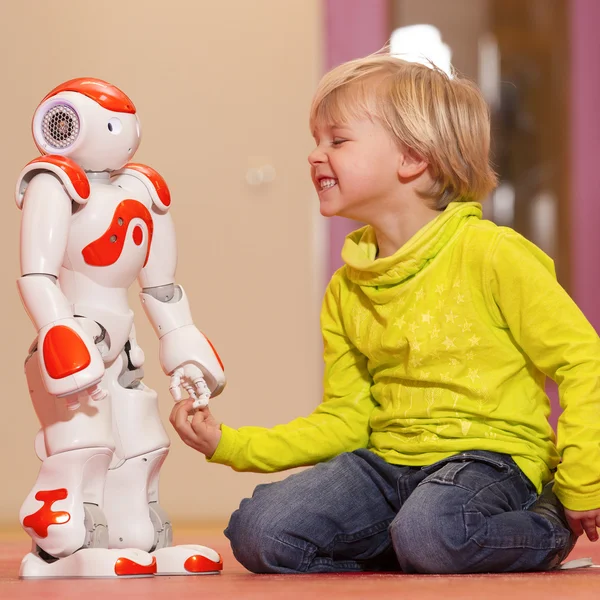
<box><xmin>171</xmin><ymin>54</ymin><xmax>600</xmax><ymax>573</ymax></box>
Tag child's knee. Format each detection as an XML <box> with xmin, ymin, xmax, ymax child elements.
<box><xmin>225</xmin><ymin>496</ymin><xmax>268</xmax><ymax>550</ymax></box>
<box><xmin>389</xmin><ymin>494</ymin><xmax>469</xmax><ymax>573</ymax></box>
<box><xmin>224</xmin><ymin>492</ymin><xmax>308</xmax><ymax>573</ymax></box>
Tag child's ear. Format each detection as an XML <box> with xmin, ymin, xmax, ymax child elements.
<box><xmin>398</xmin><ymin>149</ymin><xmax>428</xmax><ymax>180</ymax></box>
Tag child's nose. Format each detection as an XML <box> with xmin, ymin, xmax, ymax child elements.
<box><xmin>308</xmin><ymin>145</ymin><xmax>327</xmax><ymax>165</ymax></box>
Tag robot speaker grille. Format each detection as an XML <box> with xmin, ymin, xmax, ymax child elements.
<box><xmin>41</xmin><ymin>104</ymin><xmax>80</xmax><ymax>149</ymax></box>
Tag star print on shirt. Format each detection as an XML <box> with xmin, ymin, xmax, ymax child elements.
<box><xmin>410</xmin><ymin>356</ymin><xmax>423</xmax><ymax>368</ymax></box>
<box><xmin>468</xmin><ymin>368</ymin><xmax>480</xmax><ymax>382</ymax></box>
<box><xmin>446</xmin><ymin>311</ymin><xmax>457</xmax><ymax>323</ymax></box>
<box><xmin>394</xmin><ymin>315</ymin><xmax>406</xmax><ymax>329</ymax></box>
<box><xmin>443</xmin><ymin>337</ymin><xmax>456</xmax><ymax>349</ymax></box>
<box><xmin>469</xmin><ymin>335</ymin><xmax>481</xmax><ymax>347</ymax></box>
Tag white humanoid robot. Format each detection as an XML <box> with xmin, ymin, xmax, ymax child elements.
<box><xmin>15</xmin><ymin>78</ymin><xmax>226</xmax><ymax>578</ymax></box>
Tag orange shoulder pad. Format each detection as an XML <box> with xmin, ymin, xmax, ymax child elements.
<box><xmin>117</xmin><ymin>163</ymin><xmax>171</xmax><ymax>212</ymax></box>
<box><xmin>15</xmin><ymin>155</ymin><xmax>90</xmax><ymax>209</ymax></box>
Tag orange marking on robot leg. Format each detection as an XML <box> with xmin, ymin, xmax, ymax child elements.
<box><xmin>184</xmin><ymin>553</ymin><xmax>224</xmax><ymax>573</ymax></box>
<box><xmin>23</xmin><ymin>489</ymin><xmax>71</xmax><ymax>538</ymax></box>
<box><xmin>26</xmin><ymin>155</ymin><xmax>90</xmax><ymax>199</ymax></box>
<box><xmin>203</xmin><ymin>334</ymin><xmax>225</xmax><ymax>371</ymax></box>
<box><xmin>115</xmin><ymin>556</ymin><xmax>157</xmax><ymax>576</ymax></box>
<box><xmin>41</xmin><ymin>78</ymin><xmax>136</xmax><ymax>114</ymax></box>
<box><xmin>124</xmin><ymin>163</ymin><xmax>171</xmax><ymax>207</ymax></box>
<box><xmin>82</xmin><ymin>200</ymin><xmax>154</xmax><ymax>267</ymax></box>
<box><xmin>43</xmin><ymin>325</ymin><xmax>91</xmax><ymax>379</ymax></box>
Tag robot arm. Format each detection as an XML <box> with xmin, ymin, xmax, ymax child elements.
<box><xmin>114</xmin><ymin>165</ymin><xmax>226</xmax><ymax>403</ymax></box>
<box><xmin>17</xmin><ymin>171</ymin><xmax>105</xmax><ymax>399</ymax></box>
<box><xmin>138</xmin><ymin>208</ymin><xmax>226</xmax><ymax>403</ymax></box>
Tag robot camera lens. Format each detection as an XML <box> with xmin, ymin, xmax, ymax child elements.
<box><xmin>107</xmin><ymin>118</ymin><xmax>123</xmax><ymax>135</ymax></box>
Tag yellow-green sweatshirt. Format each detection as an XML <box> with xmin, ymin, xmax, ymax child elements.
<box><xmin>210</xmin><ymin>202</ymin><xmax>600</xmax><ymax>511</ymax></box>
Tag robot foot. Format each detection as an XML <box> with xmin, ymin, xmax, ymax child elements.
<box><xmin>19</xmin><ymin>547</ymin><xmax>156</xmax><ymax>579</ymax></box>
<box><xmin>152</xmin><ymin>545</ymin><xmax>223</xmax><ymax>576</ymax></box>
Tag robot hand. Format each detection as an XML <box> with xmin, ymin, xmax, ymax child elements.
<box><xmin>64</xmin><ymin>383</ymin><xmax>109</xmax><ymax>412</ymax></box>
<box><xmin>82</xmin><ymin>383</ymin><xmax>108</xmax><ymax>402</ymax></box>
<box><xmin>169</xmin><ymin>364</ymin><xmax>211</xmax><ymax>409</ymax></box>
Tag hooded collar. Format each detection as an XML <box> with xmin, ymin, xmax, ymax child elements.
<box><xmin>342</xmin><ymin>201</ymin><xmax>482</xmax><ymax>288</ymax></box>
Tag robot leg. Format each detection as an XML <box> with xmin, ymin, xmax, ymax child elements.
<box><xmin>104</xmin><ymin>346</ymin><xmax>222</xmax><ymax>575</ymax></box>
<box><xmin>19</xmin><ymin>340</ymin><xmax>155</xmax><ymax>578</ymax></box>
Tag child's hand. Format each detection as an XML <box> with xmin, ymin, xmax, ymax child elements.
<box><xmin>169</xmin><ymin>398</ymin><xmax>222</xmax><ymax>458</ymax></box>
<box><xmin>564</xmin><ymin>508</ymin><xmax>600</xmax><ymax>542</ymax></box>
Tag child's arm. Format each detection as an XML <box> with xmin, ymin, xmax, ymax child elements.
<box><xmin>488</xmin><ymin>230</ymin><xmax>600</xmax><ymax>514</ymax></box>
<box><xmin>171</xmin><ymin>271</ymin><xmax>376</xmax><ymax>472</ymax></box>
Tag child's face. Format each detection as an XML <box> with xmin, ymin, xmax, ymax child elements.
<box><xmin>309</xmin><ymin>115</ymin><xmax>403</xmax><ymax>221</ymax></box>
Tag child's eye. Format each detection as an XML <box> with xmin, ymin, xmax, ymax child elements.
<box><xmin>332</xmin><ymin>138</ymin><xmax>347</xmax><ymax>146</ymax></box>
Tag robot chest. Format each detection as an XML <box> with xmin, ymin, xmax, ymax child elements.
<box><xmin>66</xmin><ymin>188</ymin><xmax>154</xmax><ymax>285</ymax></box>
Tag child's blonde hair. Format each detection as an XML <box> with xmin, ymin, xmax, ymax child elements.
<box><xmin>310</xmin><ymin>53</ymin><xmax>497</xmax><ymax>207</ymax></box>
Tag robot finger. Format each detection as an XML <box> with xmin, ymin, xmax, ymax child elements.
<box><xmin>169</xmin><ymin>368</ymin><xmax>184</xmax><ymax>401</ymax></box>
<box><xmin>192</xmin><ymin>396</ymin><xmax>209</xmax><ymax>410</ymax></box>
<box><xmin>193</xmin><ymin>376</ymin><xmax>211</xmax><ymax>397</ymax></box>
<box><xmin>169</xmin><ymin>383</ymin><xmax>182</xmax><ymax>402</ymax></box>
<box><xmin>88</xmin><ymin>384</ymin><xmax>108</xmax><ymax>401</ymax></box>
<box><xmin>191</xmin><ymin>376</ymin><xmax>210</xmax><ymax>409</ymax></box>
<box><xmin>182</xmin><ymin>381</ymin><xmax>198</xmax><ymax>402</ymax></box>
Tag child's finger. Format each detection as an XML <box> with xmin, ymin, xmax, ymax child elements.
<box><xmin>190</xmin><ymin>407</ymin><xmax>210</xmax><ymax>435</ymax></box>
<box><xmin>169</xmin><ymin>398</ymin><xmax>193</xmax><ymax>425</ymax></box>
<box><xmin>582</xmin><ymin>517</ymin><xmax>598</xmax><ymax>541</ymax></box>
<box><xmin>172</xmin><ymin>400</ymin><xmax>196</xmax><ymax>437</ymax></box>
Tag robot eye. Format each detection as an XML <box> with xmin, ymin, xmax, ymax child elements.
<box><xmin>107</xmin><ymin>118</ymin><xmax>122</xmax><ymax>134</ymax></box>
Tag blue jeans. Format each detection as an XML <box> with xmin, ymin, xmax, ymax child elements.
<box><xmin>224</xmin><ymin>449</ymin><xmax>573</xmax><ymax>574</ymax></box>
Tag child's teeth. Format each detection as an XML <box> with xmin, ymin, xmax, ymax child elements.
<box><xmin>320</xmin><ymin>179</ymin><xmax>336</xmax><ymax>189</ymax></box>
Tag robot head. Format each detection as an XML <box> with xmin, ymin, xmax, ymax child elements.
<box><xmin>32</xmin><ymin>78</ymin><xmax>142</xmax><ymax>172</ymax></box>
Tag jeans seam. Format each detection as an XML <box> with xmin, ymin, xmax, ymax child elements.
<box><xmin>328</xmin><ymin>518</ymin><xmax>393</xmax><ymax>547</ymax></box>
<box><xmin>421</xmin><ymin>451</ymin><xmax>513</xmax><ymax>475</ymax></box>
<box><xmin>470</xmin><ymin>534</ymin><xmax>568</xmax><ymax>551</ymax></box>
<box><xmin>267</xmin><ymin>533</ymin><xmax>315</xmax><ymax>572</ymax></box>
<box><xmin>310</xmin><ymin>557</ymin><xmax>363</xmax><ymax>570</ymax></box>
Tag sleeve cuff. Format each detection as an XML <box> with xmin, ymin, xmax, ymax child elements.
<box><xmin>206</xmin><ymin>424</ymin><xmax>238</xmax><ymax>466</ymax></box>
<box><xmin>554</xmin><ymin>484</ymin><xmax>600</xmax><ymax>512</ymax></box>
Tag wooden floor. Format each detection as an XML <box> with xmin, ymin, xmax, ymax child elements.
<box><xmin>1</xmin><ymin>526</ymin><xmax>599</xmax><ymax>599</ymax></box>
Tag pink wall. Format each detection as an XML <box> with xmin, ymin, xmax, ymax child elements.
<box><xmin>324</xmin><ymin>0</ymin><xmax>391</xmax><ymax>278</ymax></box>
<box><xmin>570</xmin><ymin>0</ymin><xmax>600</xmax><ymax>332</ymax></box>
